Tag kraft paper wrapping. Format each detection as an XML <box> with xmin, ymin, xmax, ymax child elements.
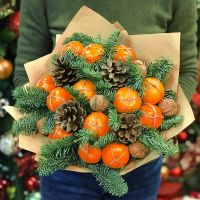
<box><xmin>4</xmin><ymin>6</ymin><xmax>195</xmax><ymax>175</ymax></box>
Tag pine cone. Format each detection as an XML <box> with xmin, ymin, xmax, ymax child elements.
<box><xmin>116</xmin><ymin>113</ymin><xmax>142</xmax><ymax>144</ymax></box>
<box><xmin>52</xmin><ymin>58</ymin><xmax>78</xmax><ymax>87</ymax></box>
<box><xmin>55</xmin><ymin>100</ymin><xmax>86</xmax><ymax>132</ymax></box>
<box><xmin>101</xmin><ymin>59</ymin><xmax>127</xmax><ymax>90</ymax></box>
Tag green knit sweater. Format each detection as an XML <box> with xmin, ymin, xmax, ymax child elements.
<box><xmin>15</xmin><ymin>0</ymin><xmax>198</xmax><ymax>100</ymax></box>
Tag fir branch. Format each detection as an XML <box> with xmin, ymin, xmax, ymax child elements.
<box><xmin>99</xmin><ymin>89</ymin><xmax>115</xmax><ymax>103</ymax></box>
<box><xmin>64</xmin><ymin>85</ymin><xmax>91</xmax><ymax>113</ymax></box>
<box><xmin>63</xmin><ymin>32</ymin><xmax>95</xmax><ymax>46</ymax></box>
<box><xmin>13</xmin><ymin>86</ymin><xmax>48</xmax><ymax>114</ymax></box>
<box><xmin>132</xmin><ymin>110</ymin><xmax>143</xmax><ymax>119</ymax></box>
<box><xmin>12</xmin><ymin>112</ymin><xmax>45</xmax><ymax>136</ymax></box>
<box><xmin>74</xmin><ymin>129</ymin><xmax>95</xmax><ymax>145</ymax></box>
<box><xmin>164</xmin><ymin>90</ymin><xmax>177</xmax><ymax>100</ymax></box>
<box><xmin>147</xmin><ymin>57</ymin><xmax>173</xmax><ymax>83</ymax></box>
<box><xmin>139</xmin><ymin>128</ymin><xmax>179</xmax><ymax>155</ymax></box>
<box><xmin>160</xmin><ymin>115</ymin><xmax>184</xmax><ymax>131</ymax></box>
<box><xmin>93</xmin><ymin>132</ymin><xmax>117</xmax><ymax>149</ymax></box>
<box><xmin>88</xmin><ymin>164</ymin><xmax>128</xmax><ymax>197</ymax></box>
<box><xmin>41</xmin><ymin>112</ymin><xmax>55</xmax><ymax>135</ymax></box>
<box><xmin>125</xmin><ymin>58</ymin><xmax>144</xmax><ymax>94</ymax></box>
<box><xmin>51</xmin><ymin>54</ymin><xmax>59</xmax><ymax>65</ymax></box>
<box><xmin>108</xmin><ymin>107</ymin><xmax>120</xmax><ymax>131</ymax></box>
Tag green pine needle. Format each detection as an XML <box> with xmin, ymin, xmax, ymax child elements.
<box><xmin>13</xmin><ymin>86</ymin><xmax>48</xmax><ymax>114</ymax></box>
<box><xmin>12</xmin><ymin>112</ymin><xmax>44</xmax><ymax>136</ymax></box>
<box><xmin>160</xmin><ymin>115</ymin><xmax>184</xmax><ymax>131</ymax></box>
<box><xmin>74</xmin><ymin>129</ymin><xmax>95</xmax><ymax>145</ymax></box>
<box><xmin>93</xmin><ymin>132</ymin><xmax>117</xmax><ymax>149</ymax></box>
<box><xmin>63</xmin><ymin>32</ymin><xmax>95</xmax><ymax>46</ymax></box>
<box><xmin>38</xmin><ymin>136</ymin><xmax>79</xmax><ymax>176</ymax></box>
<box><xmin>147</xmin><ymin>57</ymin><xmax>173</xmax><ymax>83</ymax></box>
<box><xmin>41</xmin><ymin>112</ymin><xmax>55</xmax><ymax>135</ymax></box>
<box><xmin>88</xmin><ymin>164</ymin><xmax>128</xmax><ymax>197</ymax></box>
<box><xmin>164</xmin><ymin>90</ymin><xmax>177</xmax><ymax>100</ymax></box>
<box><xmin>139</xmin><ymin>128</ymin><xmax>179</xmax><ymax>155</ymax></box>
<box><xmin>125</xmin><ymin>58</ymin><xmax>144</xmax><ymax>93</ymax></box>
<box><xmin>108</xmin><ymin>107</ymin><xmax>120</xmax><ymax>131</ymax></box>
<box><xmin>64</xmin><ymin>85</ymin><xmax>91</xmax><ymax>113</ymax></box>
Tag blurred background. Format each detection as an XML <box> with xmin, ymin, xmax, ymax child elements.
<box><xmin>0</xmin><ymin>0</ymin><xmax>200</xmax><ymax>200</ymax></box>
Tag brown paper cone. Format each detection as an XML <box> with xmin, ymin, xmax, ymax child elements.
<box><xmin>7</xmin><ymin>6</ymin><xmax>194</xmax><ymax>175</ymax></box>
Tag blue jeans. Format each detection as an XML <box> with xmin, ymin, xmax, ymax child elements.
<box><xmin>40</xmin><ymin>157</ymin><xmax>162</xmax><ymax>200</ymax></box>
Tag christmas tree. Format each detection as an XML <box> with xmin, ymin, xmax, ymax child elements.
<box><xmin>0</xmin><ymin>1</ymin><xmax>40</xmax><ymax>199</ymax></box>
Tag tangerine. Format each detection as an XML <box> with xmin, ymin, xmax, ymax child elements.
<box><xmin>83</xmin><ymin>112</ymin><xmax>110</xmax><ymax>137</ymax></box>
<box><xmin>46</xmin><ymin>87</ymin><xmax>72</xmax><ymax>112</ymax></box>
<box><xmin>102</xmin><ymin>143</ymin><xmax>130</xmax><ymax>169</ymax></box>
<box><xmin>114</xmin><ymin>87</ymin><xmax>142</xmax><ymax>113</ymax></box>
<box><xmin>140</xmin><ymin>103</ymin><xmax>163</xmax><ymax>128</ymax></box>
<box><xmin>37</xmin><ymin>74</ymin><xmax>56</xmax><ymax>93</ymax></box>
<box><xmin>81</xmin><ymin>43</ymin><xmax>104</xmax><ymax>63</ymax></box>
<box><xmin>114</xmin><ymin>45</ymin><xmax>136</xmax><ymax>62</ymax></box>
<box><xmin>48</xmin><ymin>124</ymin><xmax>72</xmax><ymax>140</ymax></box>
<box><xmin>142</xmin><ymin>77</ymin><xmax>164</xmax><ymax>104</ymax></box>
<box><xmin>60</xmin><ymin>41</ymin><xmax>84</xmax><ymax>57</ymax></box>
<box><xmin>73</xmin><ymin>80</ymin><xmax>96</xmax><ymax>100</ymax></box>
<box><xmin>78</xmin><ymin>143</ymin><xmax>102</xmax><ymax>164</ymax></box>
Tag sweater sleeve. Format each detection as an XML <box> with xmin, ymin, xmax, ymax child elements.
<box><xmin>14</xmin><ymin>0</ymin><xmax>52</xmax><ymax>87</ymax></box>
<box><xmin>167</xmin><ymin>0</ymin><xmax>198</xmax><ymax>100</ymax></box>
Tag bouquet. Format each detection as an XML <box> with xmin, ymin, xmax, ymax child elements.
<box><xmin>6</xmin><ymin>6</ymin><xmax>195</xmax><ymax>197</ymax></box>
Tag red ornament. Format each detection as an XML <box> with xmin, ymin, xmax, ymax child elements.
<box><xmin>177</xmin><ymin>131</ymin><xmax>188</xmax><ymax>142</ymax></box>
<box><xmin>7</xmin><ymin>11</ymin><xmax>20</xmax><ymax>36</ymax></box>
<box><xmin>0</xmin><ymin>179</ymin><xmax>9</xmax><ymax>190</ymax></box>
<box><xmin>169</xmin><ymin>166</ymin><xmax>182</xmax><ymax>177</ymax></box>
<box><xmin>48</xmin><ymin>125</ymin><xmax>72</xmax><ymax>140</ymax></box>
<box><xmin>46</xmin><ymin>87</ymin><xmax>72</xmax><ymax>112</ymax></box>
<box><xmin>36</xmin><ymin>74</ymin><xmax>56</xmax><ymax>93</ymax></box>
<box><xmin>24</xmin><ymin>176</ymin><xmax>39</xmax><ymax>191</ymax></box>
<box><xmin>192</xmin><ymin>92</ymin><xmax>200</xmax><ymax>107</ymax></box>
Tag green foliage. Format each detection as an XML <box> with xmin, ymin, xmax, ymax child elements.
<box><xmin>93</xmin><ymin>132</ymin><xmax>117</xmax><ymax>149</ymax></box>
<box><xmin>63</xmin><ymin>32</ymin><xmax>95</xmax><ymax>46</ymax></box>
<box><xmin>164</xmin><ymin>90</ymin><xmax>177</xmax><ymax>100</ymax></box>
<box><xmin>99</xmin><ymin>89</ymin><xmax>115</xmax><ymax>102</ymax></box>
<box><xmin>88</xmin><ymin>164</ymin><xmax>128</xmax><ymax>197</ymax></box>
<box><xmin>139</xmin><ymin>128</ymin><xmax>179</xmax><ymax>155</ymax></box>
<box><xmin>13</xmin><ymin>86</ymin><xmax>48</xmax><ymax>114</ymax></box>
<box><xmin>160</xmin><ymin>115</ymin><xmax>184</xmax><ymax>131</ymax></box>
<box><xmin>108</xmin><ymin>107</ymin><xmax>120</xmax><ymax>131</ymax></box>
<box><xmin>41</xmin><ymin>112</ymin><xmax>55</xmax><ymax>135</ymax></box>
<box><xmin>74</xmin><ymin>129</ymin><xmax>95</xmax><ymax>145</ymax></box>
<box><xmin>38</xmin><ymin>136</ymin><xmax>79</xmax><ymax>176</ymax></box>
<box><xmin>147</xmin><ymin>57</ymin><xmax>173</xmax><ymax>83</ymax></box>
<box><xmin>64</xmin><ymin>85</ymin><xmax>91</xmax><ymax>113</ymax></box>
<box><xmin>12</xmin><ymin>112</ymin><xmax>44</xmax><ymax>136</ymax></box>
<box><xmin>125</xmin><ymin>58</ymin><xmax>144</xmax><ymax>94</ymax></box>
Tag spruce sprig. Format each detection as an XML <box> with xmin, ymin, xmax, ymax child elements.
<box><xmin>88</xmin><ymin>164</ymin><xmax>128</xmax><ymax>197</ymax></box>
<box><xmin>164</xmin><ymin>90</ymin><xmax>177</xmax><ymax>100</ymax></box>
<box><xmin>93</xmin><ymin>132</ymin><xmax>117</xmax><ymax>149</ymax></box>
<box><xmin>63</xmin><ymin>32</ymin><xmax>95</xmax><ymax>46</ymax></box>
<box><xmin>160</xmin><ymin>115</ymin><xmax>184</xmax><ymax>131</ymax></box>
<box><xmin>40</xmin><ymin>112</ymin><xmax>55</xmax><ymax>135</ymax></box>
<box><xmin>74</xmin><ymin>129</ymin><xmax>95</xmax><ymax>145</ymax></box>
<box><xmin>139</xmin><ymin>128</ymin><xmax>179</xmax><ymax>155</ymax></box>
<box><xmin>13</xmin><ymin>86</ymin><xmax>48</xmax><ymax>114</ymax></box>
<box><xmin>108</xmin><ymin>107</ymin><xmax>120</xmax><ymax>131</ymax></box>
<box><xmin>12</xmin><ymin>112</ymin><xmax>45</xmax><ymax>136</ymax></box>
<box><xmin>147</xmin><ymin>57</ymin><xmax>173</xmax><ymax>83</ymax></box>
<box><xmin>64</xmin><ymin>85</ymin><xmax>91</xmax><ymax>113</ymax></box>
<box><xmin>125</xmin><ymin>58</ymin><xmax>144</xmax><ymax>94</ymax></box>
